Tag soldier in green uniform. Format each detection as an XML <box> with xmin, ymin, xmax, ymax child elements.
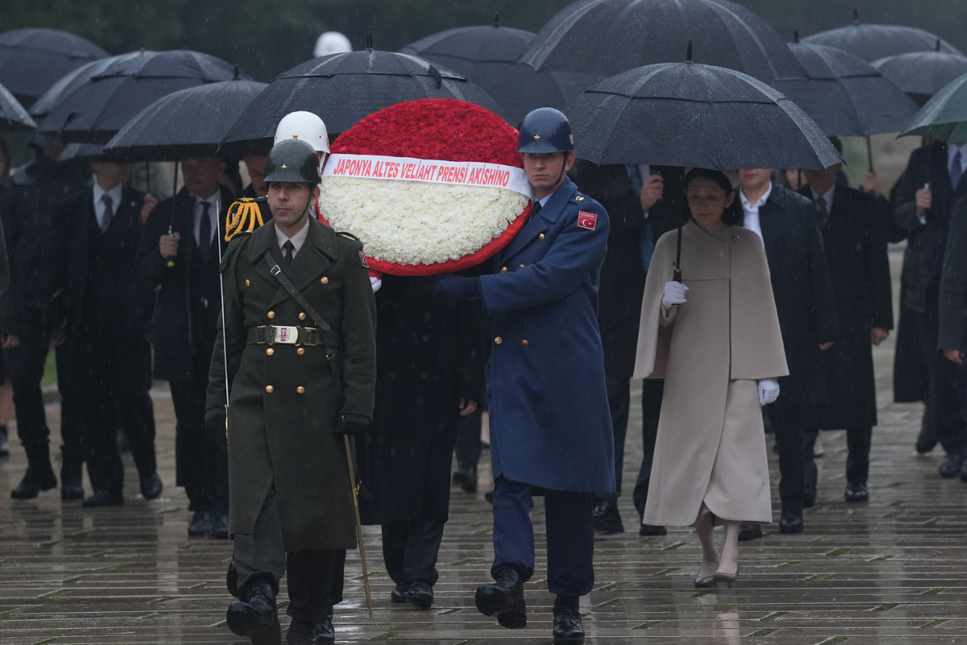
<box><xmin>207</xmin><ymin>138</ymin><xmax>377</xmax><ymax>645</ymax></box>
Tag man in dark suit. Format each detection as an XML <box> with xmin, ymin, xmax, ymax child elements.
<box><xmin>738</xmin><ymin>168</ymin><xmax>839</xmax><ymax>535</ymax></box>
<box><xmin>242</xmin><ymin>155</ymin><xmax>267</xmax><ymax>199</ymax></box>
<box><xmin>894</xmin><ymin>140</ymin><xmax>967</xmax><ymax>477</ymax></box>
<box><xmin>570</xmin><ymin>161</ymin><xmax>685</xmax><ymax>536</ymax></box>
<box><xmin>138</xmin><ymin>156</ymin><xmax>233</xmax><ymax>537</ymax></box>
<box><xmin>939</xmin><ymin>195</ymin><xmax>967</xmax><ymax>461</ymax></box>
<box><xmin>65</xmin><ymin>161</ymin><xmax>161</xmax><ymax>506</ymax></box>
<box><xmin>801</xmin><ymin>142</ymin><xmax>893</xmax><ymax>503</ymax></box>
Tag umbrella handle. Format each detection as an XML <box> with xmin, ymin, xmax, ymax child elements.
<box><xmin>673</xmin><ymin>225</ymin><xmax>683</xmax><ymax>283</ymax></box>
<box><xmin>866</xmin><ymin>136</ymin><xmax>874</xmax><ymax>173</ymax></box>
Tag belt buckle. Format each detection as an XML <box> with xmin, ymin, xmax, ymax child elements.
<box><xmin>302</xmin><ymin>327</ymin><xmax>317</xmax><ymax>347</ymax></box>
<box><xmin>269</xmin><ymin>325</ymin><xmax>298</xmax><ymax>345</ymax></box>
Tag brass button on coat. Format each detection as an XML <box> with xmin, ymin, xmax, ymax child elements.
<box><xmin>495</xmin><ymin>337</ymin><xmax>503</xmax><ymax>344</ymax></box>
<box><xmin>519</xmin><ymin>264</ymin><xmax>525</xmax><ymax>268</ymax></box>
<box><xmin>321</xmin><ymin>277</ymin><xmax>329</xmax><ymax>284</ymax></box>
<box><xmin>266</xmin><ymin>348</ymin><xmax>274</xmax><ymax>356</ymax></box>
<box><xmin>299</xmin><ymin>312</ymin><xmax>306</xmax><ymax>321</ymax></box>
<box><xmin>297</xmin><ymin>348</ymin><xmax>305</xmax><ymax>356</ymax></box>
<box><xmin>245</xmin><ymin>279</ymin><xmax>251</xmax><ymax>287</ymax></box>
<box><xmin>521</xmin><ymin>339</ymin><xmax>529</xmax><ymax>346</ymax></box>
<box><xmin>500</xmin><ymin>266</ymin><xmax>508</xmax><ymax>273</ymax></box>
<box><xmin>539</xmin><ymin>233</ymin><xmax>545</xmax><ymax>240</ymax></box>
<box><xmin>267</xmin><ymin>311</ymin><xmax>275</xmax><ymax>319</ymax></box>
<box><xmin>265</xmin><ymin>385</ymin><xmax>274</xmax><ymax>393</ymax></box>
<box><xmin>296</xmin><ymin>386</ymin><xmax>305</xmax><ymax>394</ymax></box>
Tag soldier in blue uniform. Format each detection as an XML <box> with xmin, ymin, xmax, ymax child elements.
<box><xmin>433</xmin><ymin>108</ymin><xmax>614</xmax><ymax>645</ymax></box>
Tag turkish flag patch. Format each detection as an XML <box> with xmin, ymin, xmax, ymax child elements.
<box><xmin>358</xmin><ymin>251</ymin><xmax>370</xmax><ymax>268</ymax></box>
<box><xmin>577</xmin><ymin>211</ymin><xmax>597</xmax><ymax>230</ymax></box>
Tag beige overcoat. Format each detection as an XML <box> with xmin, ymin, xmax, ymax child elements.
<box><xmin>633</xmin><ymin>219</ymin><xmax>788</xmax><ymax>526</ymax></box>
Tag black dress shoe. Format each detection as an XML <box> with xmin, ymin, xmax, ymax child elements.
<box><xmin>286</xmin><ymin>616</ymin><xmax>334</xmax><ymax>645</ymax></box>
<box><xmin>228</xmin><ymin>580</ymin><xmax>281</xmax><ymax>644</ymax></box>
<box><xmin>592</xmin><ymin>499</ymin><xmax>624</xmax><ymax>533</ymax></box>
<box><xmin>452</xmin><ymin>469</ymin><xmax>477</xmax><ymax>493</ymax></box>
<box><xmin>803</xmin><ymin>485</ymin><xmax>817</xmax><ymax>509</ymax></box>
<box><xmin>475</xmin><ymin>567</ymin><xmax>527</xmax><ymax>629</ymax></box>
<box><xmin>0</xmin><ymin>425</ymin><xmax>9</xmax><ymax>456</ymax></box>
<box><xmin>639</xmin><ymin>523</ymin><xmax>667</xmax><ymax>537</ymax></box>
<box><xmin>140</xmin><ymin>472</ymin><xmax>163</xmax><ymax>500</ymax></box>
<box><xmin>11</xmin><ymin>465</ymin><xmax>57</xmax><ymax>500</ymax></box>
<box><xmin>779</xmin><ymin>510</ymin><xmax>804</xmax><ymax>534</ymax></box>
<box><xmin>208</xmin><ymin>511</ymin><xmax>229</xmax><ymax>539</ymax></box>
<box><xmin>61</xmin><ymin>475</ymin><xmax>85</xmax><ymax>501</ymax></box>
<box><xmin>552</xmin><ymin>595</ymin><xmax>585</xmax><ymax>645</ymax></box>
<box><xmin>844</xmin><ymin>482</ymin><xmax>869</xmax><ymax>502</ymax></box>
<box><xmin>939</xmin><ymin>453</ymin><xmax>964</xmax><ymax>478</ymax></box>
<box><xmin>916</xmin><ymin>417</ymin><xmax>938</xmax><ymax>454</ymax></box>
<box><xmin>227</xmin><ymin>561</ymin><xmax>239</xmax><ymax>598</ymax></box>
<box><xmin>83</xmin><ymin>490</ymin><xmax>124</xmax><ymax>507</ymax></box>
<box><xmin>405</xmin><ymin>579</ymin><xmax>434</xmax><ymax>608</ymax></box>
<box><xmin>390</xmin><ymin>581</ymin><xmax>410</xmax><ymax>603</ymax></box>
<box><xmin>738</xmin><ymin>523</ymin><xmax>763</xmax><ymax>541</ymax></box>
<box><xmin>188</xmin><ymin>510</ymin><xmax>212</xmax><ymax>536</ymax></box>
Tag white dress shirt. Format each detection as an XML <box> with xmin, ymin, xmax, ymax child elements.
<box><xmin>739</xmin><ymin>182</ymin><xmax>772</xmax><ymax>248</ymax></box>
<box><xmin>92</xmin><ymin>181</ymin><xmax>123</xmax><ymax>230</ymax></box>
<box><xmin>275</xmin><ymin>217</ymin><xmax>310</xmax><ymax>259</ymax></box>
<box><xmin>192</xmin><ymin>191</ymin><xmax>220</xmax><ymax>247</ymax></box>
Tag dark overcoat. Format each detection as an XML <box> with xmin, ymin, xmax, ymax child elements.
<box><xmin>136</xmin><ymin>185</ymin><xmax>234</xmax><ymax>381</ymax></box>
<box><xmin>801</xmin><ymin>185</ymin><xmax>893</xmax><ymax>429</ymax></box>
<box><xmin>479</xmin><ymin>178</ymin><xmax>615</xmax><ymax>493</ymax></box>
<box><xmin>206</xmin><ymin>217</ymin><xmax>377</xmax><ymax>552</ymax></box>
<box><xmin>939</xmin><ymin>195</ymin><xmax>967</xmax><ymax>353</ymax></box>
<box><xmin>362</xmin><ymin>275</ymin><xmax>485</xmax><ymax>524</ymax></box>
<box><xmin>755</xmin><ymin>184</ymin><xmax>839</xmax><ymax>410</ymax></box>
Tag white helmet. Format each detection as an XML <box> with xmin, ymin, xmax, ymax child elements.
<box><xmin>314</xmin><ymin>32</ymin><xmax>352</xmax><ymax>58</ymax></box>
<box><xmin>274</xmin><ymin>111</ymin><xmax>330</xmax><ymax>155</ymax></box>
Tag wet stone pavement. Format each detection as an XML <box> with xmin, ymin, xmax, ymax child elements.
<box><xmin>3</xmin><ymin>246</ymin><xmax>967</xmax><ymax>644</ymax></box>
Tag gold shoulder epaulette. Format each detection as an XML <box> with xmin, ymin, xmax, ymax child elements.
<box><xmin>225</xmin><ymin>197</ymin><xmax>266</xmax><ymax>242</ymax></box>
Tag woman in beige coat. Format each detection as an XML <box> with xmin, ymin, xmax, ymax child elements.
<box><xmin>633</xmin><ymin>168</ymin><xmax>788</xmax><ymax>587</ymax></box>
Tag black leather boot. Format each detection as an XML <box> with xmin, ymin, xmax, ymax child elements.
<box><xmin>226</xmin><ymin>578</ymin><xmax>281</xmax><ymax>645</ymax></box>
<box><xmin>11</xmin><ymin>464</ymin><xmax>57</xmax><ymax>500</ymax></box>
<box><xmin>553</xmin><ymin>595</ymin><xmax>585</xmax><ymax>645</ymax></box>
<box><xmin>475</xmin><ymin>567</ymin><xmax>526</xmax><ymax>629</ymax></box>
<box><xmin>286</xmin><ymin>617</ymin><xmax>334</xmax><ymax>645</ymax></box>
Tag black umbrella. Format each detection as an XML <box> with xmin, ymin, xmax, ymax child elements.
<box><xmin>802</xmin><ymin>9</ymin><xmax>962</xmax><ymax>63</ymax></box>
<box><xmin>0</xmin><ymin>82</ymin><xmax>36</xmax><ymax>132</ymax></box>
<box><xmin>0</xmin><ymin>28</ymin><xmax>107</xmax><ymax>106</ymax></box>
<box><xmin>563</xmin><ymin>47</ymin><xmax>839</xmax><ymax>170</ymax></box>
<box><xmin>400</xmin><ymin>15</ymin><xmax>599</xmax><ymax>125</ymax></box>
<box><xmin>29</xmin><ymin>52</ymin><xmax>145</xmax><ymax>118</ymax></box>
<box><xmin>36</xmin><ymin>49</ymin><xmax>244</xmax><ymax>145</ymax></box>
<box><xmin>872</xmin><ymin>48</ymin><xmax>967</xmax><ymax>107</ymax></box>
<box><xmin>104</xmin><ymin>74</ymin><xmax>266</xmax><ymax>161</ymax></box>
<box><xmin>773</xmin><ymin>36</ymin><xmax>918</xmax><ymax>138</ymax></box>
<box><xmin>518</xmin><ymin>0</ymin><xmax>805</xmax><ymax>83</ymax></box>
<box><xmin>220</xmin><ymin>46</ymin><xmax>507</xmax><ymax>156</ymax></box>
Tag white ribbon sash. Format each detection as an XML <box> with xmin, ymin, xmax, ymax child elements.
<box><xmin>322</xmin><ymin>153</ymin><xmax>533</xmax><ymax>198</ymax></box>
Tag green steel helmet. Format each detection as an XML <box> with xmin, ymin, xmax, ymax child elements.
<box><xmin>518</xmin><ymin>107</ymin><xmax>575</xmax><ymax>154</ymax></box>
<box><xmin>263</xmin><ymin>138</ymin><xmax>320</xmax><ymax>184</ymax></box>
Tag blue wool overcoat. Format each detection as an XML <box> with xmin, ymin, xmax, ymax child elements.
<box><xmin>480</xmin><ymin>178</ymin><xmax>615</xmax><ymax>493</ymax></box>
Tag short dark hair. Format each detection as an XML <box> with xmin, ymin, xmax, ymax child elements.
<box><xmin>683</xmin><ymin>168</ymin><xmax>744</xmax><ymax>226</ymax></box>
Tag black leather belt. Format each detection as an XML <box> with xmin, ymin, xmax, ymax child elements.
<box><xmin>247</xmin><ymin>325</ymin><xmax>318</xmax><ymax>346</ymax></box>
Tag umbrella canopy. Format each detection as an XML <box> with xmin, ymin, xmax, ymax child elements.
<box><xmin>872</xmin><ymin>50</ymin><xmax>967</xmax><ymax>107</ymax></box>
<box><xmin>900</xmin><ymin>72</ymin><xmax>967</xmax><ymax>143</ymax></box>
<box><xmin>0</xmin><ymin>28</ymin><xmax>108</xmax><ymax>106</ymax></box>
<box><xmin>29</xmin><ymin>52</ymin><xmax>145</xmax><ymax>118</ymax></box>
<box><xmin>36</xmin><ymin>49</ymin><xmax>244</xmax><ymax>145</ymax></box>
<box><xmin>773</xmin><ymin>38</ymin><xmax>919</xmax><ymax>137</ymax></box>
<box><xmin>802</xmin><ymin>9</ymin><xmax>962</xmax><ymax>62</ymax></box>
<box><xmin>0</xmin><ymin>82</ymin><xmax>37</xmax><ymax>132</ymax></box>
<box><xmin>563</xmin><ymin>56</ymin><xmax>840</xmax><ymax>170</ymax></box>
<box><xmin>518</xmin><ymin>0</ymin><xmax>806</xmax><ymax>83</ymax></box>
<box><xmin>104</xmin><ymin>75</ymin><xmax>266</xmax><ymax>161</ymax></box>
<box><xmin>400</xmin><ymin>17</ymin><xmax>598</xmax><ymax>124</ymax></box>
<box><xmin>220</xmin><ymin>49</ymin><xmax>507</xmax><ymax>156</ymax></box>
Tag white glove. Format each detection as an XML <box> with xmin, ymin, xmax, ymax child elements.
<box><xmin>370</xmin><ymin>276</ymin><xmax>382</xmax><ymax>293</ymax></box>
<box><xmin>757</xmin><ymin>379</ymin><xmax>780</xmax><ymax>406</ymax></box>
<box><xmin>662</xmin><ymin>281</ymin><xmax>688</xmax><ymax>308</ymax></box>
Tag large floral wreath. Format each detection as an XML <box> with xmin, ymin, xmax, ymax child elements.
<box><xmin>317</xmin><ymin>98</ymin><xmax>532</xmax><ymax>276</ymax></box>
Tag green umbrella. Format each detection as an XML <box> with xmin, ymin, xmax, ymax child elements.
<box><xmin>900</xmin><ymin>71</ymin><xmax>967</xmax><ymax>142</ymax></box>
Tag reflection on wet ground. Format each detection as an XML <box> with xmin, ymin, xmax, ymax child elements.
<box><xmin>2</xmin><ymin>246</ymin><xmax>966</xmax><ymax>643</ymax></box>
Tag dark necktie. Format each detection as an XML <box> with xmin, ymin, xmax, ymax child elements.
<box><xmin>815</xmin><ymin>197</ymin><xmax>829</xmax><ymax>228</ymax></box>
<box><xmin>100</xmin><ymin>194</ymin><xmax>113</xmax><ymax>232</ymax></box>
<box><xmin>532</xmin><ymin>200</ymin><xmax>542</xmax><ymax>217</ymax></box>
<box><xmin>197</xmin><ymin>201</ymin><xmax>212</xmax><ymax>249</ymax></box>
<box><xmin>282</xmin><ymin>240</ymin><xmax>294</xmax><ymax>268</ymax></box>
<box><xmin>952</xmin><ymin>149</ymin><xmax>963</xmax><ymax>192</ymax></box>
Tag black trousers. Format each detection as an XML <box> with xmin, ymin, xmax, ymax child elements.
<box><xmin>170</xmin><ymin>344</ymin><xmax>228</xmax><ymax>512</ymax></box>
<box><xmin>454</xmin><ymin>408</ymin><xmax>482</xmax><ymax>475</ymax></box>
<box><xmin>804</xmin><ymin>426</ymin><xmax>873</xmax><ymax>490</ymax></box>
<box><xmin>6</xmin><ymin>311</ymin><xmax>58</xmax><ymax>471</ymax></box>
<box><xmin>381</xmin><ymin>519</ymin><xmax>445</xmax><ymax>587</ymax></box>
<box><xmin>917</xmin><ymin>306</ymin><xmax>967</xmax><ymax>456</ymax></box>
<box><xmin>67</xmin><ymin>329</ymin><xmax>156</xmax><ymax>494</ymax></box>
<box><xmin>769</xmin><ymin>404</ymin><xmax>806</xmax><ymax>514</ymax></box>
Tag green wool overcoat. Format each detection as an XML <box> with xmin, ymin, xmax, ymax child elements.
<box><xmin>207</xmin><ymin>217</ymin><xmax>377</xmax><ymax>551</ymax></box>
